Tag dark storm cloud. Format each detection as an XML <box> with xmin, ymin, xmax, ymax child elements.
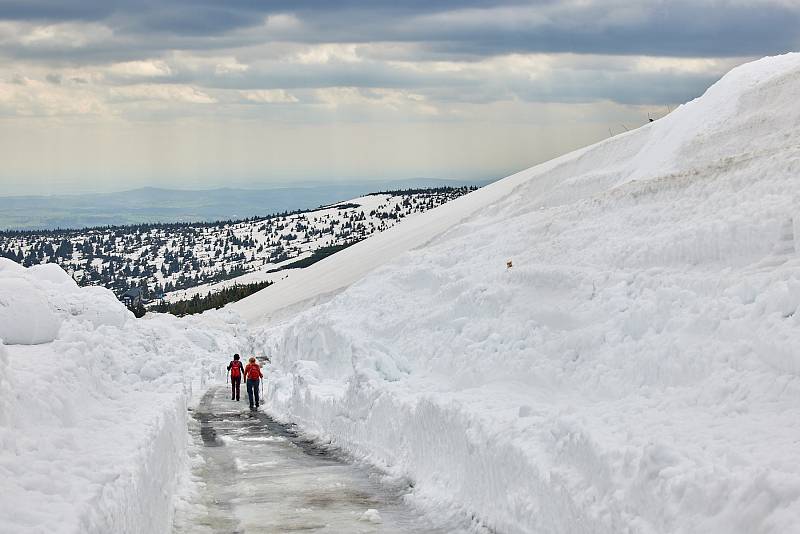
<box><xmin>413</xmin><ymin>4</ymin><xmax>800</xmax><ymax>58</ymax></box>
<box><xmin>0</xmin><ymin>0</ymin><xmax>521</xmax><ymax>22</ymax></box>
<box><xmin>1</xmin><ymin>0</ymin><xmax>797</xmax><ymax>109</ymax></box>
<box><xmin>0</xmin><ymin>0</ymin><xmax>115</xmax><ymax>22</ymax></box>
<box><xmin>1</xmin><ymin>0</ymin><xmax>798</xmax><ymax>61</ymax></box>
<box><xmin>284</xmin><ymin>1</ymin><xmax>800</xmax><ymax>59</ymax></box>
<box><xmin>0</xmin><ymin>0</ymin><xmax>528</xmax><ymax>36</ymax></box>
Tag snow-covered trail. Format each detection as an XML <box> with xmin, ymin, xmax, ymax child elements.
<box><xmin>174</xmin><ymin>386</ymin><xmax>479</xmax><ymax>533</ymax></box>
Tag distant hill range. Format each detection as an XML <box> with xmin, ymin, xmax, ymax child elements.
<box><xmin>0</xmin><ymin>179</ymin><xmax>490</xmax><ymax>230</ymax></box>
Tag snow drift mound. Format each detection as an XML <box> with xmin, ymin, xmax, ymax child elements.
<box><xmin>251</xmin><ymin>53</ymin><xmax>800</xmax><ymax>533</ymax></box>
<box><xmin>0</xmin><ymin>261</ymin><xmax>246</xmax><ymax>534</ymax></box>
<box><xmin>0</xmin><ymin>259</ymin><xmax>133</xmax><ymax>344</ymax></box>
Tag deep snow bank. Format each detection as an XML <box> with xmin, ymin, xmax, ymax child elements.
<box><xmin>0</xmin><ymin>259</ymin><xmax>245</xmax><ymax>534</ymax></box>
<box><xmin>249</xmin><ymin>54</ymin><xmax>800</xmax><ymax>533</ymax></box>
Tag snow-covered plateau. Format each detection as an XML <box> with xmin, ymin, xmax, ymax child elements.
<box><xmin>1</xmin><ymin>53</ymin><xmax>799</xmax><ymax>534</ymax></box>
<box><xmin>236</xmin><ymin>53</ymin><xmax>800</xmax><ymax>533</ymax></box>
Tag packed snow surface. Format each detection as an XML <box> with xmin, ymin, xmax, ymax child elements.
<box><xmin>0</xmin><ymin>258</ymin><xmax>244</xmax><ymax>534</ymax></box>
<box><xmin>173</xmin><ymin>386</ymin><xmax>475</xmax><ymax>533</ymax></box>
<box><xmin>243</xmin><ymin>54</ymin><xmax>800</xmax><ymax>533</ymax></box>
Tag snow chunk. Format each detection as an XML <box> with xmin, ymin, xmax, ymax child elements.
<box><xmin>0</xmin><ymin>257</ymin><xmax>25</xmax><ymax>276</ymax></box>
<box><xmin>0</xmin><ymin>277</ymin><xmax>62</xmax><ymax>344</ymax></box>
<box><xmin>359</xmin><ymin>509</ymin><xmax>382</xmax><ymax>523</ymax></box>
<box><xmin>67</xmin><ymin>285</ymin><xmax>130</xmax><ymax>329</ymax></box>
<box><xmin>26</xmin><ymin>262</ymin><xmax>75</xmax><ymax>285</ymax></box>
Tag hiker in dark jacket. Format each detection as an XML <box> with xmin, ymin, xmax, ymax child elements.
<box><xmin>227</xmin><ymin>354</ymin><xmax>245</xmax><ymax>401</ymax></box>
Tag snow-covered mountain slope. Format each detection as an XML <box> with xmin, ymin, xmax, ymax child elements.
<box><xmin>0</xmin><ymin>259</ymin><xmax>245</xmax><ymax>534</ymax></box>
<box><xmin>230</xmin><ymin>182</ymin><xmax>535</xmax><ymax>322</ymax></box>
<box><xmin>1</xmin><ymin>187</ymin><xmax>472</xmax><ymax>305</ymax></box>
<box><xmin>247</xmin><ymin>53</ymin><xmax>800</xmax><ymax>533</ymax></box>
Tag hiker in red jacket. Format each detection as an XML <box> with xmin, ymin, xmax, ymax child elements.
<box><xmin>244</xmin><ymin>357</ymin><xmax>263</xmax><ymax>409</ymax></box>
<box><xmin>227</xmin><ymin>354</ymin><xmax>244</xmax><ymax>401</ymax></box>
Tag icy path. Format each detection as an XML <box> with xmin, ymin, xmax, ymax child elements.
<box><xmin>174</xmin><ymin>386</ymin><xmax>472</xmax><ymax>533</ymax></box>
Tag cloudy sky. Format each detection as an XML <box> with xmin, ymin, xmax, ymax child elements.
<box><xmin>1</xmin><ymin>1</ymin><xmax>798</xmax><ymax>194</ymax></box>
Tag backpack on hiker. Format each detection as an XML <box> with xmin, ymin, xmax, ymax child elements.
<box><xmin>246</xmin><ymin>362</ymin><xmax>261</xmax><ymax>380</ymax></box>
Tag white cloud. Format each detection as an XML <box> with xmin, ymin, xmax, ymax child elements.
<box><xmin>108</xmin><ymin>60</ymin><xmax>173</xmax><ymax>78</ymax></box>
<box><xmin>314</xmin><ymin>87</ymin><xmax>364</xmax><ymax>107</ymax></box>
<box><xmin>10</xmin><ymin>21</ymin><xmax>114</xmax><ymax>49</ymax></box>
<box><xmin>0</xmin><ymin>77</ymin><xmax>109</xmax><ymax>116</ymax></box>
<box><xmin>633</xmin><ymin>56</ymin><xmax>744</xmax><ymax>74</ymax></box>
<box><xmin>215</xmin><ymin>60</ymin><xmax>249</xmax><ymax>75</ymax></box>
<box><xmin>263</xmin><ymin>13</ymin><xmax>303</xmax><ymax>32</ymax></box>
<box><xmin>111</xmin><ymin>84</ymin><xmax>216</xmax><ymax>104</ymax></box>
<box><xmin>295</xmin><ymin>44</ymin><xmax>362</xmax><ymax>65</ymax></box>
<box><xmin>162</xmin><ymin>51</ymin><xmax>250</xmax><ymax>76</ymax></box>
<box><xmin>241</xmin><ymin>89</ymin><xmax>298</xmax><ymax>103</ymax></box>
<box><xmin>314</xmin><ymin>87</ymin><xmax>437</xmax><ymax>116</ymax></box>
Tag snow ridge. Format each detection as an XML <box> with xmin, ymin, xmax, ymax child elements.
<box><xmin>251</xmin><ymin>53</ymin><xmax>800</xmax><ymax>533</ymax></box>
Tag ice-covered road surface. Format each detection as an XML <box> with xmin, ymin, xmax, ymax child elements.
<box><xmin>174</xmin><ymin>386</ymin><xmax>475</xmax><ymax>533</ymax></box>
